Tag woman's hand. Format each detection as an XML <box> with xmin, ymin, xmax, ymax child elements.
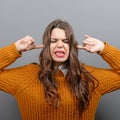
<box><xmin>77</xmin><ymin>35</ymin><xmax>105</xmax><ymax>53</ymax></box>
<box><xmin>15</xmin><ymin>36</ymin><xmax>44</xmax><ymax>53</ymax></box>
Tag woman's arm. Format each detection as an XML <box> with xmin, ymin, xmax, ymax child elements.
<box><xmin>77</xmin><ymin>35</ymin><xmax>120</xmax><ymax>95</ymax></box>
<box><xmin>0</xmin><ymin>36</ymin><xmax>43</xmax><ymax>94</ymax></box>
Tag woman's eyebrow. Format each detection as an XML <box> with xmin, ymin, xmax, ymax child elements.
<box><xmin>51</xmin><ymin>38</ymin><xmax>68</xmax><ymax>40</ymax></box>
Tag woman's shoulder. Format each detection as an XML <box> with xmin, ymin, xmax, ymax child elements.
<box><xmin>10</xmin><ymin>63</ymin><xmax>40</xmax><ymax>74</ymax></box>
<box><xmin>81</xmin><ymin>63</ymin><xmax>97</xmax><ymax>73</ymax></box>
<box><xmin>21</xmin><ymin>62</ymin><xmax>40</xmax><ymax>70</ymax></box>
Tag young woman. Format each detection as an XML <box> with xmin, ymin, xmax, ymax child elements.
<box><xmin>0</xmin><ymin>19</ymin><xmax>120</xmax><ymax>120</ymax></box>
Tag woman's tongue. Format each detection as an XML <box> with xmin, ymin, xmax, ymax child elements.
<box><xmin>55</xmin><ymin>51</ymin><xmax>65</xmax><ymax>58</ymax></box>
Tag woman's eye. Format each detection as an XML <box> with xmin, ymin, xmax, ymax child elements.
<box><xmin>50</xmin><ymin>39</ymin><xmax>56</xmax><ymax>43</ymax></box>
<box><xmin>50</xmin><ymin>39</ymin><xmax>69</xmax><ymax>43</ymax></box>
<box><xmin>63</xmin><ymin>39</ymin><xmax>69</xmax><ymax>43</ymax></box>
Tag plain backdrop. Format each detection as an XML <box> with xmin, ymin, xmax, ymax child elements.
<box><xmin>0</xmin><ymin>0</ymin><xmax>120</xmax><ymax>120</ymax></box>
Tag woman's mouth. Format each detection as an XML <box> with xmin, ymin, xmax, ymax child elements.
<box><xmin>55</xmin><ymin>51</ymin><xmax>65</xmax><ymax>58</ymax></box>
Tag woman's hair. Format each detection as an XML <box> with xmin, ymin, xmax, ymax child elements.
<box><xmin>38</xmin><ymin>19</ymin><xmax>98</xmax><ymax>115</ymax></box>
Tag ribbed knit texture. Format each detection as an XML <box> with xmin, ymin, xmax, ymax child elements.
<box><xmin>0</xmin><ymin>43</ymin><xmax>120</xmax><ymax>120</ymax></box>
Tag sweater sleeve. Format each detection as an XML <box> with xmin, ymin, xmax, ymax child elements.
<box><xmin>0</xmin><ymin>43</ymin><xmax>22</xmax><ymax>70</ymax></box>
<box><xmin>98</xmin><ymin>42</ymin><xmax>120</xmax><ymax>70</ymax></box>
<box><xmin>85</xmin><ymin>43</ymin><xmax>120</xmax><ymax>95</ymax></box>
<box><xmin>0</xmin><ymin>44</ymin><xmax>22</xmax><ymax>94</ymax></box>
<box><xmin>95</xmin><ymin>43</ymin><xmax>120</xmax><ymax>94</ymax></box>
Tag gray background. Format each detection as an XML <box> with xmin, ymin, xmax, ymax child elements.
<box><xmin>0</xmin><ymin>0</ymin><xmax>120</xmax><ymax>120</ymax></box>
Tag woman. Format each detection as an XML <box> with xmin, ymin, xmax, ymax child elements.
<box><xmin>0</xmin><ymin>19</ymin><xmax>120</xmax><ymax>120</ymax></box>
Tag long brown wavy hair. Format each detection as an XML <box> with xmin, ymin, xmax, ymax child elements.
<box><xmin>38</xmin><ymin>19</ymin><xmax>98</xmax><ymax>115</ymax></box>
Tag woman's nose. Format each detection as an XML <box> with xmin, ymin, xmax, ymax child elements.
<box><xmin>56</xmin><ymin>40</ymin><xmax>63</xmax><ymax>48</ymax></box>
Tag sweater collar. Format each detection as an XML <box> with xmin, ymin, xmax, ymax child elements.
<box><xmin>56</xmin><ymin>65</ymin><xmax>68</xmax><ymax>77</ymax></box>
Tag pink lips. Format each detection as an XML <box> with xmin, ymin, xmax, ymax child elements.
<box><xmin>55</xmin><ymin>50</ymin><xmax>65</xmax><ymax>58</ymax></box>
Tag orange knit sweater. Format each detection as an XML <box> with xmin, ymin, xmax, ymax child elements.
<box><xmin>0</xmin><ymin>43</ymin><xmax>120</xmax><ymax>120</ymax></box>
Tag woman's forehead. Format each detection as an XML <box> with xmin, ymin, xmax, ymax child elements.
<box><xmin>51</xmin><ymin>28</ymin><xmax>66</xmax><ymax>39</ymax></box>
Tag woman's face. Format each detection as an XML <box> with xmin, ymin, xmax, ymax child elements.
<box><xmin>50</xmin><ymin>28</ymin><xmax>70</xmax><ymax>65</ymax></box>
